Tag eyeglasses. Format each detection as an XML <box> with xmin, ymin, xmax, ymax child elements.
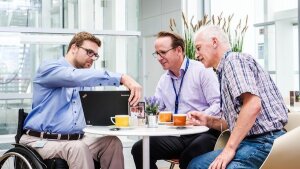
<box><xmin>78</xmin><ymin>46</ymin><xmax>100</xmax><ymax>61</ymax></box>
<box><xmin>152</xmin><ymin>47</ymin><xmax>176</xmax><ymax>58</ymax></box>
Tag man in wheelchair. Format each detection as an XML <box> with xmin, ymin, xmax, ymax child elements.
<box><xmin>16</xmin><ymin>32</ymin><xmax>141</xmax><ymax>169</ymax></box>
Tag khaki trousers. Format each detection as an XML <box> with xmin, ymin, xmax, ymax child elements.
<box><xmin>20</xmin><ymin>134</ymin><xmax>124</xmax><ymax>169</ymax></box>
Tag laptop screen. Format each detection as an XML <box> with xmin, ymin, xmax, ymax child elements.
<box><xmin>79</xmin><ymin>90</ymin><xmax>130</xmax><ymax>126</ymax></box>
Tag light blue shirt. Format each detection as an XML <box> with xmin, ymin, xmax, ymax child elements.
<box><xmin>24</xmin><ymin>57</ymin><xmax>122</xmax><ymax>134</ymax></box>
<box><xmin>155</xmin><ymin>57</ymin><xmax>221</xmax><ymax>116</ymax></box>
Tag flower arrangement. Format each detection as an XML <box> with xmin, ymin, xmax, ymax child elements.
<box><xmin>169</xmin><ymin>12</ymin><xmax>248</xmax><ymax>59</ymax></box>
<box><xmin>144</xmin><ymin>96</ymin><xmax>159</xmax><ymax>115</ymax></box>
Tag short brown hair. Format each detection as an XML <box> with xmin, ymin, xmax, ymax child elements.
<box><xmin>156</xmin><ymin>31</ymin><xmax>185</xmax><ymax>53</ymax></box>
<box><xmin>67</xmin><ymin>32</ymin><xmax>101</xmax><ymax>52</ymax></box>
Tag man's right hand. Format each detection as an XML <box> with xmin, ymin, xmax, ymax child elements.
<box><xmin>187</xmin><ymin>111</ymin><xmax>210</xmax><ymax>126</ymax></box>
<box><xmin>120</xmin><ymin>74</ymin><xmax>142</xmax><ymax>106</ymax></box>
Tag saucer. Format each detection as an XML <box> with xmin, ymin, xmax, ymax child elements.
<box><xmin>166</xmin><ymin>124</ymin><xmax>193</xmax><ymax>129</ymax></box>
<box><xmin>108</xmin><ymin>125</ymin><xmax>134</xmax><ymax>130</ymax></box>
<box><xmin>158</xmin><ymin>121</ymin><xmax>173</xmax><ymax>125</ymax></box>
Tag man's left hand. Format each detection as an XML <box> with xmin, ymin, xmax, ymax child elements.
<box><xmin>209</xmin><ymin>148</ymin><xmax>235</xmax><ymax>169</ymax></box>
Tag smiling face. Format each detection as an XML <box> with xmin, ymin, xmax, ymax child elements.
<box><xmin>70</xmin><ymin>40</ymin><xmax>99</xmax><ymax>68</ymax></box>
<box><xmin>154</xmin><ymin>37</ymin><xmax>183</xmax><ymax>74</ymax></box>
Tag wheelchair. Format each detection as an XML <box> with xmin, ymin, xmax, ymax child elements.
<box><xmin>0</xmin><ymin>109</ymin><xmax>100</xmax><ymax>169</ymax></box>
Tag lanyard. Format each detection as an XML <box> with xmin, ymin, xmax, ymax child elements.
<box><xmin>171</xmin><ymin>58</ymin><xmax>190</xmax><ymax>114</ymax></box>
<box><xmin>217</xmin><ymin>50</ymin><xmax>231</xmax><ymax>111</ymax></box>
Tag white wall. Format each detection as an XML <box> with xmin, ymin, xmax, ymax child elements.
<box><xmin>275</xmin><ymin>9</ymin><xmax>298</xmax><ymax>98</ymax></box>
<box><xmin>140</xmin><ymin>0</ymin><xmax>182</xmax><ymax>97</ymax></box>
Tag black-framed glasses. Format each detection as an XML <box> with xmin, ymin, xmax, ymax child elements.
<box><xmin>152</xmin><ymin>47</ymin><xmax>176</xmax><ymax>58</ymax></box>
<box><xmin>78</xmin><ymin>46</ymin><xmax>100</xmax><ymax>61</ymax></box>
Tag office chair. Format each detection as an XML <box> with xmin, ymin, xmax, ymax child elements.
<box><xmin>260</xmin><ymin>112</ymin><xmax>300</xmax><ymax>169</ymax></box>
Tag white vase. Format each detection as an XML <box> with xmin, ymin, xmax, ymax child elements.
<box><xmin>147</xmin><ymin>115</ymin><xmax>157</xmax><ymax>128</ymax></box>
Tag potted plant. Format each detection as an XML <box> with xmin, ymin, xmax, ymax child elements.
<box><xmin>170</xmin><ymin>12</ymin><xmax>248</xmax><ymax>59</ymax></box>
<box><xmin>144</xmin><ymin>96</ymin><xmax>159</xmax><ymax>127</ymax></box>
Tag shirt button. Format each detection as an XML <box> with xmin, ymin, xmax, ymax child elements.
<box><xmin>73</xmin><ymin>101</ymin><xmax>75</xmax><ymax>104</ymax></box>
<box><xmin>74</xmin><ymin>111</ymin><xmax>77</xmax><ymax>113</ymax></box>
<box><xmin>99</xmin><ymin>83</ymin><xmax>102</xmax><ymax>86</ymax></box>
<box><xmin>74</xmin><ymin>123</ymin><xmax>77</xmax><ymax>125</ymax></box>
<box><xmin>113</xmin><ymin>83</ymin><xmax>116</xmax><ymax>86</ymax></box>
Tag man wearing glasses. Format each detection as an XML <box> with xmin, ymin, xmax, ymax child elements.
<box><xmin>131</xmin><ymin>31</ymin><xmax>222</xmax><ymax>169</ymax></box>
<box><xmin>20</xmin><ymin>32</ymin><xmax>142</xmax><ymax>169</ymax></box>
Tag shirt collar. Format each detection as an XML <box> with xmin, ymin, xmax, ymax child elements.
<box><xmin>59</xmin><ymin>57</ymin><xmax>74</xmax><ymax>67</ymax></box>
<box><xmin>216</xmin><ymin>51</ymin><xmax>231</xmax><ymax>74</ymax></box>
<box><xmin>167</xmin><ymin>56</ymin><xmax>188</xmax><ymax>78</ymax></box>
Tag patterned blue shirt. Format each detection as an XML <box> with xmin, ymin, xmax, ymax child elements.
<box><xmin>23</xmin><ymin>57</ymin><xmax>122</xmax><ymax>134</ymax></box>
<box><xmin>217</xmin><ymin>52</ymin><xmax>288</xmax><ymax>135</ymax></box>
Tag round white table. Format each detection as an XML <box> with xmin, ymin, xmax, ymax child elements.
<box><xmin>84</xmin><ymin>125</ymin><xmax>209</xmax><ymax>169</ymax></box>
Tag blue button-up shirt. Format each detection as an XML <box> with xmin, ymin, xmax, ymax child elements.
<box><xmin>155</xmin><ymin>57</ymin><xmax>221</xmax><ymax>116</ymax></box>
<box><xmin>24</xmin><ymin>57</ymin><xmax>121</xmax><ymax>134</ymax></box>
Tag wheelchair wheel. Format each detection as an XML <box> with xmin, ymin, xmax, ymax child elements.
<box><xmin>0</xmin><ymin>146</ymin><xmax>44</xmax><ymax>169</ymax></box>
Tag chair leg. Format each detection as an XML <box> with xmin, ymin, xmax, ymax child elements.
<box><xmin>169</xmin><ymin>162</ymin><xmax>175</xmax><ymax>169</ymax></box>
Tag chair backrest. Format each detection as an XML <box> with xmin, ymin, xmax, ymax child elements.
<box><xmin>214</xmin><ymin>129</ymin><xmax>230</xmax><ymax>150</ymax></box>
<box><xmin>284</xmin><ymin>112</ymin><xmax>300</xmax><ymax>132</ymax></box>
<box><xmin>259</xmin><ymin>126</ymin><xmax>300</xmax><ymax>169</ymax></box>
<box><xmin>15</xmin><ymin>109</ymin><xmax>28</xmax><ymax>143</ymax></box>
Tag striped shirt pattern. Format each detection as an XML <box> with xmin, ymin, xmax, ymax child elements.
<box><xmin>217</xmin><ymin>52</ymin><xmax>288</xmax><ymax>136</ymax></box>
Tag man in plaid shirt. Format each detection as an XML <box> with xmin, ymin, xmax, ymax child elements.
<box><xmin>187</xmin><ymin>25</ymin><xmax>288</xmax><ymax>169</ymax></box>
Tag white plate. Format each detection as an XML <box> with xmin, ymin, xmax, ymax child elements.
<box><xmin>108</xmin><ymin>125</ymin><xmax>135</xmax><ymax>129</ymax></box>
<box><xmin>158</xmin><ymin>121</ymin><xmax>173</xmax><ymax>125</ymax></box>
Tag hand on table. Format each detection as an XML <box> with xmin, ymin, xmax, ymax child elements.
<box><xmin>187</xmin><ymin>111</ymin><xmax>209</xmax><ymax>126</ymax></box>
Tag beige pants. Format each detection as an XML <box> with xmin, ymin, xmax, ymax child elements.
<box><xmin>20</xmin><ymin>134</ymin><xmax>124</xmax><ymax>169</ymax></box>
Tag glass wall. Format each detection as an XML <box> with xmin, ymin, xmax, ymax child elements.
<box><xmin>0</xmin><ymin>0</ymin><xmax>139</xmax><ymax>31</ymax></box>
<box><xmin>209</xmin><ymin>0</ymin><xmax>298</xmax><ymax>99</ymax></box>
<box><xmin>252</xmin><ymin>0</ymin><xmax>298</xmax><ymax>97</ymax></box>
<box><xmin>0</xmin><ymin>0</ymin><xmax>140</xmax><ymax>135</ymax></box>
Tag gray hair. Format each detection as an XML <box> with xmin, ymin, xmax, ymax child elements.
<box><xmin>194</xmin><ymin>25</ymin><xmax>230</xmax><ymax>47</ymax></box>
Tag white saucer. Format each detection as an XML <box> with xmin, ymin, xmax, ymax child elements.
<box><xmin>166</xmin><ymin>124</ymin><xmax>193</xmax><ymax>129</ymax></box>
<box><xmin>158</xmin><ymin>121</ymin><xmax>173</xmax><ymax>125</ymax></box>
<box><xmin>108</xmin><ymin>125</ymin><xmax>135</xmax><ymax>129</ymax></box>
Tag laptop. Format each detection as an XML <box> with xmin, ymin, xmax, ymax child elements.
<box><xmin>79</xmin><ymin>90</ymin><xmax>130</xmax><ymax>126</ymax></box>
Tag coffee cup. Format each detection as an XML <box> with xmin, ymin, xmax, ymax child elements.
<box><xmin>110</xmin><ymin>115</ymin><xmax>129</xmax><ymax>127</ymax></box>
<box><xmin>159</xmin><ymin>111</ymin><xmax>172</xmax><ymax>123</ymax></box>
<box><xmin>173</xmin><ymin>114</ymin><xmax>187</xmax><ymax>126</ymax></box>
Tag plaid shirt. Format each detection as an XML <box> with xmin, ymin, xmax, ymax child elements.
<box><xmin>217</xmin><ymin>52</ymin><xmax>288</xmax><ymax>136</ymax></box>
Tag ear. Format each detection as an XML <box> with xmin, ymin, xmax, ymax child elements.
<box><xmin>175</xmin><ymin>46</ymin><xmax>184</xmax><ymax>55</ymax></box>
<box><xmin>212</xmin><ymin>37</ymin><xmax>218</xmax><ymax>49</ymax></box>
<box><xmin>70</xmin><ymin>44</ymin><xmax>78</xmax><ymax>53</ymax></box>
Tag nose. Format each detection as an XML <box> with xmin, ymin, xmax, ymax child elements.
<box><xmin>195</xmin><ymin>53</ymin><xmax>200</xmax><ymax>61</ymax></box>
<box><xmin>157</xmin><ymin>54</ymin><xmax>163</xmax><ymax>61</ymax></box>
<box><xmin>91</xmin><ymin>56</ymin><xmax>97</xmax><ymax>61</ymax></box>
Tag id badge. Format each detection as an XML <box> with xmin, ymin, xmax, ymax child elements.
<box><xmin>32</xmin><ymin>140</ymin><xmax>47</xmax><ymax>148</ymax></box>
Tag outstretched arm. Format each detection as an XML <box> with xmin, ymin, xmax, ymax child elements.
<box><xmin>121</xmin><ymin>74</ymin><xmax>142</xmax><ymax>106</ymax></box>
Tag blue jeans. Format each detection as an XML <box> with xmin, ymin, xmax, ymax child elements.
<box><xmin>187</xmin><ymin>130</ymin><xmax>285</xmax><ymax>169</ymax></box>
